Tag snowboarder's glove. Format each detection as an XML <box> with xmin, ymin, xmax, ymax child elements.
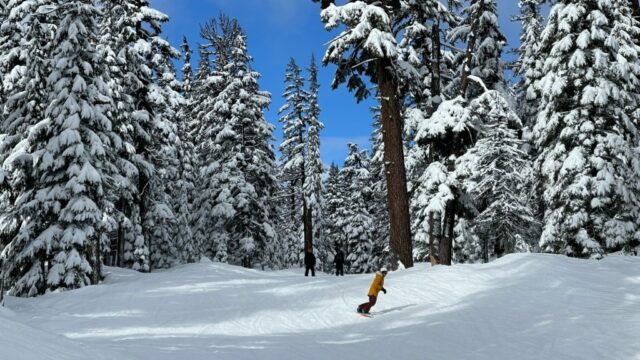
<box><xmin>382</xmin><ymin>288</ymin><xmax>387</xmax><ymax>294</ymax></box>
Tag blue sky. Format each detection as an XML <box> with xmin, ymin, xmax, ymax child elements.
<box><xmin>150</xmin><ymin>0</ymin><xmax>523</xmax><ymax>166</ymax></box>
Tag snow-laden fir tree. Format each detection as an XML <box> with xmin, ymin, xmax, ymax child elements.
<box><xmin>0</xmin><ymin>0</ymin><xmax>56</xmax><ymax>296</ymax></box>
<box><xmin>195</xmin><ymin>20</ymin><xmax>278</xmax><ymax>267</ymax></box>
<box><xmin>172</xmin><ymin>36</ymin><xmax>198</xmax><ymax>263</ymax></box>
<box><xmin>223</xmin><ymin>32</ymin><xmax>278</xmax><ymax>268</ymax></box>
<box><xmin>303</xmin><ymin>55</ymin><xmax>327</xmax><ymax>268</ymax></box>
<box><xmin>322</xmin><ymin>163</ymin><xmax>346</xmax><ymax>263</ymax></box>
<box><xmin>397</xmin><ymin>0</ymin><xmax>457</xmax><ymax>113</ymax></box>
<box><xmin>147</xmin><ymin>52</ymin><xmax>182</xmax><ymax>270</ymax></box>
<box><xmin>411</xmin><ymin>96</ymin><xmax>477</xmax><ymax>265</ymax></box>
<box><xmin>447</xmin><ymin>0</ymin><xmax>507</xmax><ymax>98</ymax></box>
<box><xmin>368</xmin><ymin>106</ymin><xmax>390</xmax><ymax>268</ymax></box>
<box><xmin>456</xmin><ymin>91</ymin><xmax>538</xmax><ymax>262</ymax></box>
<box><xmin>191</xmin><ymin>15</ymin><xmax>239</xmax><ymax>262</ymax></box>
<box><xmin>99</xmin><ymin>0</ymin><xmax>179</xmax><ymax>271</ymax></box>
<box><xmin>399</xmin><ymin>0</ymin><xmax>459</xmax><ymax>265</ymax></box>
<box><xmin>513</xmin><ymin>0</ymin><xmax>545</xmax><ymax>131</ymax></box>
<box><xmin>8</xmin><ymin>0</ymin><xmax>113</xmax><ymax>295</ymax></box>
<box><xmin>96</xmin><ymin>0</ymin><xmax>136</xmax><ymax>269</ymax></box>
<box><xmin>0</xmin><ymin>0</ymin><xmax>54</xmax><ymax>267</ymax></box>
<box><xmin>340</xmin><ymin>144</ymin><xmax>374</xmax><ymax>274</ymax></box>
<box><xmin>278</xmin><ymin>58</ymin><xmax>308</xmax><ymax>247</ymax></box>
<box><xmin>533</xmin><ymin>0</ymin><xmax>640</xmax><ymax>257</ymax></box>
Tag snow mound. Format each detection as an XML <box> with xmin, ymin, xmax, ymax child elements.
<box><xmin>0</xmin><ymin>307</ymin><xmax>117</xmax><ymax>360</ymax></box>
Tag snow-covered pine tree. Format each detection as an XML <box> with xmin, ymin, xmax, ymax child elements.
<box><xmin>0</xmin><ymin>1</ymin><xmax>51</xmax><ymax>242</ymax></box>
<box><xmin>98</xmin><ymin>0</ymin><xmax>181</xmax><ymax>272</ymax></box>
<box><xmin>322</xmin><ymin>163</ymin><xmax>346</xmax><ymax>266</ymax></box>
<box><xmin>399</xmin><ymin>0</ymin><xmax>458</xmax><ymax>265</ymax></box>
<box><xmin>147</xmin><ymin>48</ymin><xmax>182</xmax><ymax>270</ymax></box>
<box><xmin>368</xmin><ymin>106</ymin><xmax>390</xmax><ymax>268</ymax></box>
<box><xmin>321</xmin><ymin>0</ymin><xmax>414</xmax><ymax>268</ymax></box>
<box><xmin>456</xmin><ymin>91</ymin><xmax>538</xmax><ymax>262</ymax></box>
<box><xmin>303</xmin><ymin>55</ymin><xmax>327</xmax><ymax>268</ymax></box>
<box><xmin>512</xmin><ymin>0</ymin><xmax>545</xmax><ymax>131</ymax></box>
<box><xmin>278</xmin><ymin>58</ymin><xmax>307</xmax><ymax>247</ymax></box>
<box><xmin>173</xmin><ymin>36</ymin><xmax>198</xmax><ymax>263</ymax></box>
<box><xmin>447</xmin><ymin>0</ymin><xmax>507</xmax><ymax>98</ymax></box>
<box><xmin>412</xmin><ymin>96</ymin><xmax>476</xmax><ymax>265</ymax></box>
<box><xmin>96</xmin><ymin>0</ymin><xmax>136</xmax><ymax>269</ymax></box>
<box><xmin>340</xmin><ymin>144</ymin><xmax>374</xmax><ymax>273</ymax></box>
<box><xmin>397</xmin><ymin>0</ymin><xmax>457</xmax><ymax>113</ymax></box>
<box><xmin>194</xmin><ymin>18</ymin><xmax>278</xmax><ymax>267</ymax></box>
<box><xmin>0</xmin><ymin>0</ymin><xmax>56</xmax><ymax>296</ymax></box>
<box><xmin>15</xmin><ymin>0</ymin><xmax>113</xmax><ymax>294</ymax></box>
<box><xmin>191</xmin><ymin>15</ymin><xmax>239</xmax><ymax>262</ymax></box>
<box><xmin>223</xmin><ymin>31</ymin><xmax>278</xmax><ymax>268</ymax></box>
<box><xmin>533</xmin><ymin>0</ymin><xmax>640</xmax><ymax>257</ymax></box>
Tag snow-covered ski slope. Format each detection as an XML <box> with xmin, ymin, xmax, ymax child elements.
<box><xmin>2</xmin><ymin>253</ymin><xmax>639</xmax><ymax>360</ymax></box>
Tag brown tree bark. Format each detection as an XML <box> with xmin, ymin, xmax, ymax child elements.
<box><xmin>427</xmin><ymin>22</ymin><xmax>444</xmax><ymax>259</ymax></box>
<box><xmin>377</xmin><ymin>58</ymin><xmax>414</xmax><ymax>269</ymax></box>
<box><xmin>303</xmin><ymin>200</ymin><xmax>313</xmax><ymax>253</ymax></box>
<box><xmin>439</xmin><ymin>197</ymin><xmax>456</xmax><ymax>265</ymax></box>
<box><xmin>631</xmin><ymin>0</ymin><xmax>640</xmax><ymax>18</ymax></box>
<box><xmin>428</xmin><ymin>212</ymin><xmax>441</xmax><ymax>265</ymax></box>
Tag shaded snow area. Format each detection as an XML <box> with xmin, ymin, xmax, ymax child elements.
<box><xmin>2</xmin><ymin>254</ymin><xmax>639</xmax><ymax>360</ymax></box>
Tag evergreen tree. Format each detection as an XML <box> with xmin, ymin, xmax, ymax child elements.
<box><xmin>278</xmin><ymin>58</ymin><xmax>307</xmax><ymax>246</ymax></box>
<box><xmin>456</xmin><ymin>91</ymin><xmax>538</xmax><ymax>262</ymax></box>
<box><xmin>98</xmin><ymin>0</ymin><xmax>177</xmax><ymax>272</ymax></box>
<box><xmin>148</xmin><ymin>50</ymin><xmax>181</xmax><ymax>270</ymax></box>
<box><xmin>6</xmin><ymin>0</ymin><xmax>113</xmax><ymax>296</ymax></box>
<box><xmin>340</xmin><ymin>144</ymin><xmax>374</xmax><ymax>273</ymax></box>
<box><xmin>533</xmin><ymin>0</ymin><xmax>640</xmax><ymax>257</ymax></box>
<box><xmin>323</xmin><ymin>162</ymin><xmax>345</xmax><ymax>251</ymax></box>
<box><xmin>191</xmin><ymin>15</ymin><xmax>240</xmax><ymax>262</ymax></box>
<box><xmin>303</xmin><ymin>55</ymin><xmax>326</xmax><ymax>267</ymax></box>
<box><xmin>513</xmin><ymin>0</ymin><xmax>545</xmax><ymax>131</ymax></box>
<box><xmin>224</xmin><ymin>32</ymin><xmax>278</xmax><ymax>267</ymax></box>
<box><xmin>173</xmin><ymin>36</ymin><xmax>198</xmax><ymax>263</ymax></box>
<box><xmin>447</xmin><ymin>0</ymin><xmax>507</xmax><ymax>98</ymax></box>
<box><xmin>0</xmin><ymin>0</ymin><xmax>56</xmax><ymax>296</ymax></box>
<box><xmin>194</xmin><ymin>18</ymin><xmax>278</xmax><ymax>267</ymax></box>
<box><xmin>368</xmin><ymin>106</ymin><xmax>390</xmax><ymax>268</ymax></box>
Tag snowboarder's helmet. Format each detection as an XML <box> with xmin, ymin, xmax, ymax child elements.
<box><xmin>380</xmin><ymin>267</ymin><xmax>388</xmax><ymax>273</ymax></box>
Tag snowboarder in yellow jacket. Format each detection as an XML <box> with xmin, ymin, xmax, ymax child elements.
<box><xmin>357</xmin><ymin>267</ymin><xmax>388</xmax><ymax>314</ymax></box>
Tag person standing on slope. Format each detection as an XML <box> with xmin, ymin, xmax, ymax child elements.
<box><xmin>304</xmin><ymin>250</ymin><xmax>316</xmax><ymax>277</ymax></box>
<box><xmin>357</xmin><ymin>267</ymin><xmax>388</xmax><ymax>314</ymax></box>
<box><xmin>334</xmin><ymin>249</ymin><xmax>345</xmax><ymax>276</ymax></box>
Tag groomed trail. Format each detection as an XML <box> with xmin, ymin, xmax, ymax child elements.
<box><xmin>2</xmin><ymin>253</ymin><xmax>639</xmax><ymax>360</ymax></box>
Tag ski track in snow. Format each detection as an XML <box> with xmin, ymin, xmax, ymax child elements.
<box><xmin>1</xmin><ymin>253</ymin><xmax>639</xmax><ymax>360</ymax></box>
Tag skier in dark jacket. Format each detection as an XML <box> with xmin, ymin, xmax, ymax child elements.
<box><xmin>334</xmin><ymin>249</ymin><xmax>345</xmax><ymax>276</ymax></box>
<box><xmin>304</xmin><ymin>250</ymin><xmax>316</xmax><ymax>277</ymax></box>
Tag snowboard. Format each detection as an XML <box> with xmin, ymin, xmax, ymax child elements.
<box><xmin>356</xmin><ymin>310</ymin><xmax>373</xmax><ymax>318</ymax></box>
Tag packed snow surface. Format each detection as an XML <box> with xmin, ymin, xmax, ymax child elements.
<box><xmin>2</xmin><ymin>253</ymin><xmax>639</xmax><ymax>360</ymax></box>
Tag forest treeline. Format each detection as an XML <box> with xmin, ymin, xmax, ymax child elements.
<box><xmin>0</xmin><ymin>0</ymin><xmax>639</xmax><ymax>298</ymax></box>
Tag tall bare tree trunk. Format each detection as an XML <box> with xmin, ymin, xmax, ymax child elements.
<box><xmin>439</xmin><ymin>198</ymin><xmax>456</xmax><ymax>265</ymax></box>
<box><xmin>301</xmin><ymin>130</ymin><xmax>313</xmax><ymax>254</ymax></box>
<box><xmin>631</xmin><ymin>0</ymin><xmax>640</xmax><ymax>18</ymax></box>
<box><xmin>377</xmin><ymin>58</ymin><xmax>413</xmax><ymax>269</ymax></box>
<box><xmin>427</xmin><ymin>21</ymin><xmax>444</xmax><ymax>260</ymax></box>
<box><xmin>303</xmin><ymin>200</ymin><xmax>313</xmax><ymax>253</ymax></box>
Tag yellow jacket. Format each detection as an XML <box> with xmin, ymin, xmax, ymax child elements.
<box><xmin>368</xmin><ymin>272</ymin><xmax>385</xmax><ymax>297</ymax></box>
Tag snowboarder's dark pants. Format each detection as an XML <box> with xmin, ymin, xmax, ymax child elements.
<box><xmin>335</xmin><ymin>264</ymin><xmax>344</xmax><ymax>276</ymax></box>
<box><xmin>358</xmin><ymin>296</ymin><xmax>377</xmax><ymax>313</ymax></box>
<box><xmin>305</xmin><ymin>266</ymin><xmax>315</xmax><ymax>277</ymax></box>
